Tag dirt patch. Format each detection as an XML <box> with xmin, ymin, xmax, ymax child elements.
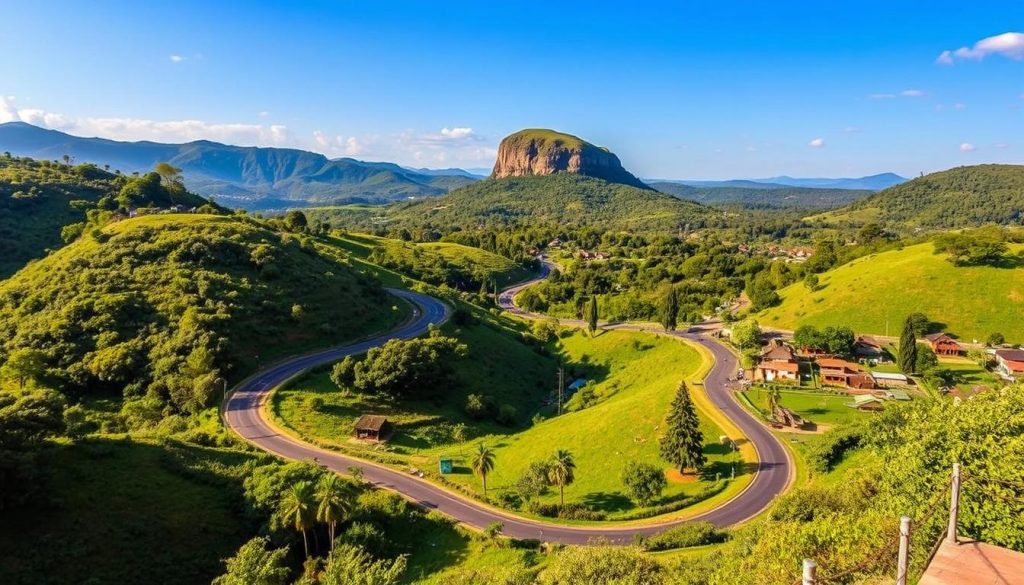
<box><xmin>664</xmin><ymin>469</ymin><xmax>699</xmax><ymax>484</ymax></box>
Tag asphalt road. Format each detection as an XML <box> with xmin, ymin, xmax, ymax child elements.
<box><xmin>225</xmin><ymin>280</ymin><xmax>792</xmax><ymax>544</ymax></box>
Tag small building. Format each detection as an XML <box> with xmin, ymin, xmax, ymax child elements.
<box><xmin>353</xmin><ymin>415</ymin><xmax>391</xmax><ymax>442</ymax></box>
<box><xmin>870</xmin><ymin>371</ymin><xmax>909</xmax><ymax>387</ymax></box>
<box><xmin>847</xmin><ymin>395</ymin><xmax>885</xmax><ymax>411</ymax></box>
<box><xmin>994</xmin><ymin>349</ymin><xmax>1024</xmax><ymax>380</ymax></box>
<box><xmin>854</xmin><ymin>336</ymin><xmax>886</xmax><ymax>360</ymax></box>
<box><xmin>438</xmin><ymin>458</ymin><xmax>454</xmax><ymax>474</ymax></box>
<box><xmin>755</xmin><ymin>342</ymin><xmax>800</xmax><ymax>382</ymax></box>
<box><xmin>818</xmin><ymin>358</ymin><xmax>875</xmax><ymax>390</ymax></box>
<box><xmin>924</xmin><ymin>333</ymin><xmax>964</xmax><ymax>357</ymax></box>
<box><xmin>548</xmin><ymin>238</ymin><xmax>562</xmax><ymax>248</ymax></box>
<box><xmin>577</xmin><ymin>250</ymin><xmax>594</xmax><ymax>260</ymax></box>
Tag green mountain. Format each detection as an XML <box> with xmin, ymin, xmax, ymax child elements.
<box><xmin>650</xmin><ymin>181</ymin><xmax>872</xmax><ymax>210</ymax></box>
<box><xmin>822</xmin><ymin>164</ymin><xmax>1024</xmax><ymax>229</ymax></box>
<box><xmin>0</xmin><ymin>214</ymin><xmax>398</xmax><ymax>412</ymax></box>
<box><xmin>0</xmin><ymin>122</ymin><xmax>478</xmax><ymax>210</ymax></box>
<box><xmin>0</xmin><ymin>155</ymin><xmax>212</xmax><ymax>278</ymax></box>
<box><xmin>385</xmin><ymin>174</ymin><xmax>711</xmax><ymax>231</ymax></box>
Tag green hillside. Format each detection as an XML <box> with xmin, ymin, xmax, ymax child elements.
<box><xmin>821</xmin><ymin>164</ymin><xmax>1024</xmax><ymax>229</ymax></box>
<box><xmin>387</xmin><ymin>174</ymin><xmax>711</xmax><ymax>231</ymax></box>
<box><xmin>651</xmin><ymin>181</ymin><xmax>872</xmax><ymax>210</ymax></box>
<box><xmin>0</xmin><ymin>156</ymin><xmax>214</xmax><ymax>277</ymax></box>
<box><xmin>758</xmin><ymin>241</ymin><xmax>1024</xmax><ymax>342</ymax></box>
<box><xmin>0</xmin><ymin>214</ymin><xmax>401</xmax><ymax>414</ymax></box>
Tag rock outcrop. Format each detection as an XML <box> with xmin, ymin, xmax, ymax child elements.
<box><xmin>491</xmin><ymin>129</ymin><xmax>650</xmax><ymax>189</ymax></box>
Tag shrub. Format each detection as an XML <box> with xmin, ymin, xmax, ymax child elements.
<box><xmin>496</xmin><ymin>404</ymin><xmax>517</xmax><ymax>426</ymax></box>
<box><xmin>465</xmin><ymin>393</ymin><xmax>495</xmax><ymax>420</ymax></box>
<box><xmin>804</xmin><ymin>425</ymin><xmax>863</xmax><ymax>473</ymax></box>
<box><xmin>638</xmin><ymin>521</ymin><xmax>727</xmax><ymax>551</ymax></box>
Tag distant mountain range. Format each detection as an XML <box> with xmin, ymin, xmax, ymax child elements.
<box><xmin>0</xmin><ymin>122</ymin><xmax>479</xmax><ymax>210</ymax></box>
<box><xmin>652</xmin><ymin>173</ymin><xmax>907</xmax><ymax>191</ymax></box>
<box><xmin>648</xmin><ymin>182</ymin><xmax>873</xmax><ymax>210</ymax></box>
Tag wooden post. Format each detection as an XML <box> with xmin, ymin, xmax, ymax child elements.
<box><xmin>896</xmin><ymin>515</ymin><xmax>912</xmax><ymax>585</ymax></box>
<box><xmin>802</xmin><ymin>558</ymin><xmax>817</xmax><ymax>585</ymax></box>
<box><xmin>557</xmin><ymin>367</ymin><xmax>564</xmax><ymax>416</ymax></box>
<box><xmin>947</xmin><ymin>462</ymin><xmax>961</xmax><ymax>544</ymax></box>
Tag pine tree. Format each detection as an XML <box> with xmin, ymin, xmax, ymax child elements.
<box><xmin>899</xmin><ymin>315</ymin><xmax>918</xmax><ymax>374</ymax></box>
<box><xmin>658</xmin><ymin>284</ymin><xmax>679</xmax><ymax>332</ymax></box>
<box><xmin>659</xmin><ymin>381</ymin><xmax>706</xmax><ymax>473</ymax></box>
<box><xmin>587</xmin><ymin>295</ymin><xmax>599</xmax><ymax>336</ymax></box>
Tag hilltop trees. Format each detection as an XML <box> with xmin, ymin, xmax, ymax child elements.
<box><xmin>899</xmin><ymin>316</ymin><xmax>918</xmax><ymax>374</ymax></box>
<box><xmin>934</xmin><ymin>225</ymin><xmax>1008</xmax><ymax>265</ymax></box>
<box><xmin>660</xmin><ymin>381</ymin><xmax>706</xmax><ymax>474</ymax></box>
<box><xmin>1</xmin><ymin>348</ymin><xmax>47</xmax><ymax>389</ymax></box>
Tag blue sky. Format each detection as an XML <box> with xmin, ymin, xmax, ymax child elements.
<box><xmin>0</xmin><ymin>0</ymin><xmax>1021</xmax><ymax>178</ymax></box>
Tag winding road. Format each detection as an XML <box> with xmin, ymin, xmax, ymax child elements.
<box><xmin>225</xmin><ymin>272</ymin><xmax>793</xmax><ymax>544</ymax></box>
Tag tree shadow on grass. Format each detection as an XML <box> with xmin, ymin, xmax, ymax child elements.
<box><xmin>580</xmin><ymin>491</ymin><xmax>634</xmax><ymax>513</ymax></box>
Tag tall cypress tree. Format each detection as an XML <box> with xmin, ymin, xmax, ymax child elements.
<box><xmin>899</xmin><ymin>315</ymin><xmax>918</xmax><ymax>374</ymax></box>
<box><xmin>587</xmin><ymin>295</ymin><xmax>599</xmax><ymax>336</ymax></box>
<box><xmin>658</xmin><ymin>284</ymin><xmax>679</xmax><ymax>332</ymax></box>
<box><xmin>660</xmin><ymin>381</ymin><xmax>706</xmax><ymax>473</ymax></box>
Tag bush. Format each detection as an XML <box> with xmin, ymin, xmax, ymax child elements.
<box><xmin>496</xmin><ymin>404</ymin><xmax>517</xmax><ymax>426</ymax></box>
<box><xmin>465</xmin><ymin>393</ymin><xmax>495</xmax><ymax>420</ymax></box>
<box><xmin>638</xmin><ymin>521</ymin><xmax>727</xmax><ymax>551</ymax></box>
<box><xmin>804</xmin><ymin>425</ymin><xmax>863</xmax><ymax>473</ymax></box>
<box><xmin>527</xmin><ymin>501</ymin><xmax>606</xmax><ymax>521</ymax></box>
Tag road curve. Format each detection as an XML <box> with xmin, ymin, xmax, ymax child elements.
<box><xmin>225</xmin><ymin>282</ymin><xmax>792</xmax><ymax>544</ymax></box>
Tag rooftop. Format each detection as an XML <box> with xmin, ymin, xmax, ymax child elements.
<box><xmin>919</xmin><ymin>539</ymin><xmax>1024</xmax><ymax>585</ymax></box>
<box><xmin>354</xmin><ymin>414</ymin><xmax>389</xmax><ymax>432</ymax></box>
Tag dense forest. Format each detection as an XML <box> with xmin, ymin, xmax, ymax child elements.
<box><xmin>835</xmin><ymin>164</ymin><xmax>1024</xmax><ymax>229</ymax></box>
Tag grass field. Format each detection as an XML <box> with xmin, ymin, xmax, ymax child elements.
<box><xmin>739</xmin><ymin>388</ymin><xmax>869</xmax><ymax>428</ymax></box>
<box><xmin>0</xmin><ymin>437</ymin><xmax>260</xmax><ymax>585</ymax></box>
<box><xmin>273</xmin><ymin>324</ymin><xmax>745</xmax><ymax>518</ymax></box>
<box><xmin>758</xmin><ymin>242</ymin><xmax>1024</xmax><ymax>343</ymax></box>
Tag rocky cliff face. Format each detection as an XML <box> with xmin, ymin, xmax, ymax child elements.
<box><xmin>491</xmin><ymin>129</ymin><xmax>650</xmax><ymax>189</ymax></box>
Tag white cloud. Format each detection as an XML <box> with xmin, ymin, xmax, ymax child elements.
<box><xmin>169</xmin><ymin>54</ymin><xmax>185</xmax><ymax>63</ymax></box>
<box><xmin>937</xmin><ymin>32</ymin><xmax>1024</xmax><ymax>64</ymax></box>
<box><xmin>995</xmin><ymin>143</ymin><xmax>1010</xmax><ymax>149</ymax></box>
<box><xmin>2</xmin><ymin>96</ymin><xmax>496</xmax><ymax>167</ymax></box>
<box><xmin>0</xmin><ymin>96</ymin><xmax>290</xmax><ymax>146</ymax></box>
<box><xmin>808</xmin><ymin>137</ymin><xmax>825</xmax><ymax>148</ymax></box>
<box><xmin>901</xmin><ymin>89</ymin><xmax>925</xmax><ymax>97</ymax></box>
<box><xmin>843</xmin><ymin>126</ymin><xmax>861</xmax><ymax>133</ymax></box>
<box><xmin>960</xmin><ymin>143</ymin><xmax>977</xmax><ymax>152</ymax></box>
<box><xmin>258</xmin><ymin>111</ymin><xmax>270</xmax><ymax>118</ymax></box>
<box><xmin>868</xmin><ymin>93</ymin><xmax>896</xmax><ymax>100</ymax></box>
<box><xmin>440</xmin><ymin>127</ymin><xmax>474</xmax><ymax>139</ymax></box>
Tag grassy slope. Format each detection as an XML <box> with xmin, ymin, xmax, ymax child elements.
<box><xmin>274</xmin><ymin>326</ymin><xmax>742</xmax><ymax>517</ymax></box>
<box><xmin>0</xmin><ymin>437</ymin><xmax>259</xmax><ymax>585</ymax></box>
<box><xmin>757</xmin><ymin>242</ymin><xmax>1024</xmax><ymax>342</ymax></box>
<box><xmin>420</xmin><ymin>241</ymin><xmax>533</xmax><ymax>286</ymax></box>
<box><xmin>739</xmin><ymin>389</ymin><xmax>869</xmax><ymax>427</ymax></box>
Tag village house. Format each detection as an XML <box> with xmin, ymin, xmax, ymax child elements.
<box><xmin>994</xmin><ymin>349</ymin><xmax>1024</xmax><ymax>380</ymax></box>
<box><xmin>870</xmin><ymin>371</ymin><xmax>909</xmax><ymax>387</ymax></box>
<box><xmin>754</xmin><ymin>341</ymin><xmax>800</xmax><ymax>383</ymax></box>
<box><xmin>854</xmin><ymin>335</ymin><xmax>886</xmax><ymax>361</ymax></box>
<box><xmin>817</xmin><ymin>358</ymin><xmax>876</xmax><ymax>390</ymax></box>
<box><xmin>924</xmin><ymin>333</ymin><xmax>964</xmax><ymax>357</ymax></box>
<box><xmin>547</xmin><ymin>238</ymin><xmax>562</xmax><ymax>248</ymax></box>
<box><xmin>353</xmin><ymin>415</ymin><xmax>392</xmax><ymax>442</ymax></box>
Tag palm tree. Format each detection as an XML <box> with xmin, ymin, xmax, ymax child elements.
<box><xmin>316</xmin><ymin>475</ymin><xmax>355</xmax><ymax>550</ymax></box>
<box><xmin>280</xmin><ymin>481</ymin><xmax>317</xmax><ymax>558</ymax></box>
<box><xmin>471</xmin><ymin>443</ymin><xmax>496</xmax><ymax>497</ymax></box>
<box><xmin>547</xmin><ymin>449</ymin><xmax>576</xmax><ymax>508</ymax></box>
